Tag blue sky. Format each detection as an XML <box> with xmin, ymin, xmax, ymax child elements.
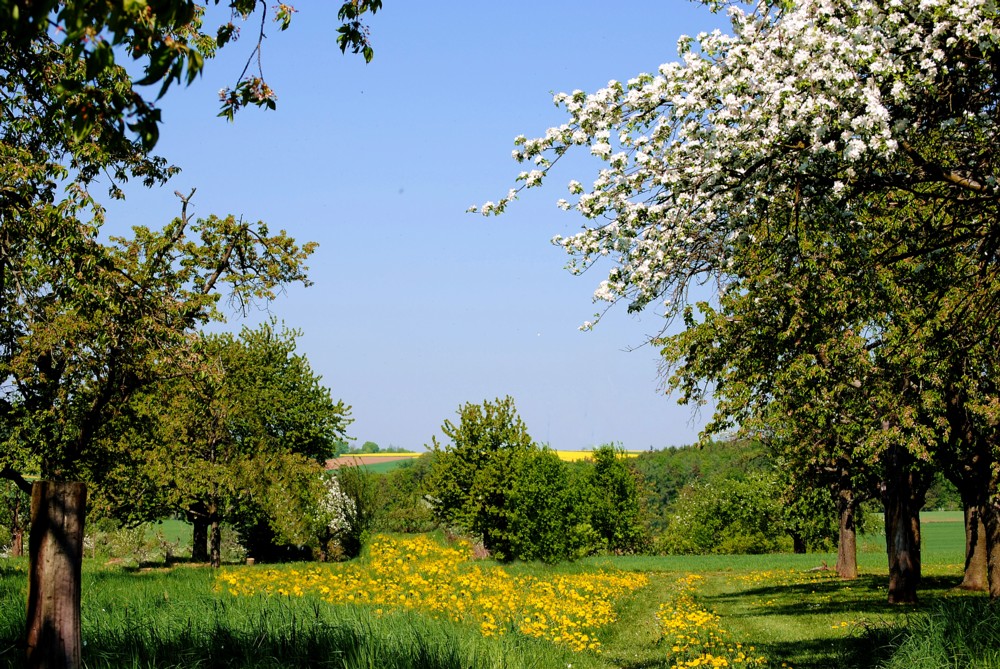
<box><xmin>105</xmin><ymin>2</ymin><xmax>727</xmax><ymax>451</ymax></box>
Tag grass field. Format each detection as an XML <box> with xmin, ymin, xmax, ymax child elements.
<box><xmin>0</xmin><ymin>512</ymin><xmax>988</xmax><ymax>668</ymax></box>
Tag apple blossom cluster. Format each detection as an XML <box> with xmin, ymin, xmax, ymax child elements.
<box><xmin>474</xmin><ymin>0</ymin><xmax>1000</xmax><ymax>326</ymax></box>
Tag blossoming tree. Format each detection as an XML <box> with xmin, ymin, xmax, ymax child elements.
<box><xmin>479</xmin><ymin>0</ymin><xmax>1000</xmax><ymax>603</ymax></box>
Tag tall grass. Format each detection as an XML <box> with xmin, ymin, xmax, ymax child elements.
<box><xmin>847</xmin><ymin>599</ymin><xmax>1000</xmax><ymax>669</ymax></box>
<box><xmin>0</xmin><ymin>563</ymin><xmax>581</xmax><ymax>669</ymax></box>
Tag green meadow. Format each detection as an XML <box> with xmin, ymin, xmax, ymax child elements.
<box><xmin>0</xmin><ymin>512</ymin><xmax>991</xmax><ymax>669</ymax></box>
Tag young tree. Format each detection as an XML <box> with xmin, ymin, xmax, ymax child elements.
<box><xmin>426</xmin><ymin>396</ymin><xmax>534</xmax><ymax>559</ymax></box>
<box><xmin>96</xmin><ymin>323</ymin><xmax>351</xmax><ymax>566</ymax></box>
<box><xmin>505</xmin><ymin>448</ymin><xmax>596</xmax><ymax>563</ymax></box>
<box><xmin>587</xmin><ymin>445</ymin><xmax>648</xmax><ymax>554</ymax></box>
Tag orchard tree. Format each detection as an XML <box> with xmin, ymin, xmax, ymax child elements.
<box><xmin>0</xmin><ymin>189</ymin><xmax>315</xmax><ymax>666</ymax></box>
<box><xmin>96</xmin><ymin>323</ymin><xmax>352</xmax><ymax>566</ymax></box>
<box><xmin>480</xmin><ymin>0</ymin><xmax>999</xmax><ymax>603</ymax></box>
<box><xmin>1</xmin><ymin>2</ymin><xmax>384</xmax><ymax>664</ymax></box>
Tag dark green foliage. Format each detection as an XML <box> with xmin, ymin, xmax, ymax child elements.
<box><xmin>505</xmin><ymin>449</ymin><xmax>596</xmax><ymax>564</ymax></box>
<box><xmin>633</xmin><ymin>440</ymin><xmax>771</xmax><ymax>532</ymax></box>
<box><xmin>427</xmin><ymin>397</ymin><xmax>534</xmax><ymax>559</ymax></box>
<box><xmin>0</xmin><ymin>480</ymin><xmax>28</xmax><ymax>556</ymax></box>
<box><xmin>587</xmin><ymin>445</ymin><xmax>648</xmax><ymax>554</ymax></box>
<box><xmin>376</xmin><ymin>456</ymin><xmax>438</xmax><ymax>534</ymax></box>
<box><xmin>923</xmin><ymin>470</ymin><xmax>961</xmax><ymax>511</ymax></box>
<box><xmin>779</xmin><ymin>482</ymin><xmax>839</xmax><ymax>553</ymax></box>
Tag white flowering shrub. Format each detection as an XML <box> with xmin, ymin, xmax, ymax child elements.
<box><xmin>317</xmin><ymin>467</ymin><xmax>377</xmax><ymax>559</ymax></box>
<box><xmin>478</xmin><ymin>0</ymin><xmax>999</xmax><ymax>327</ymax></box>
<box><xmin>318</xmin><ymin>472</ymin><xmax>356</xmax><ymax>536</ymax></box>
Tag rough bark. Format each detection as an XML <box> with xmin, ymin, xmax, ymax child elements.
<box><xmin>26</xmin><ymin>481</ymin><xmax>87</xmax><ymax>669</ymax></box>
<box><xmin>10</xmin><ymin>492</ymin><xmax>25</xmax><ymax>557</ymax></box>
<box><xmin>941</xmin><ymin>382</ymin><xmax>990</xmax><ymax>592</ymax></box>
<box><xmin>190</xmin><ymin>516</ymin><xmax>209</xmax><ymax>563</ymax></box>
<box><xmin>982</xmin><ymin>493</ymin><xmax>1000</xmax><ymax>599</ymax></box>
<box><xmin>11</xmin><ymin>528</ymin><xmax>24</xmax><ymax>558</ymax></box>
<box><xmin>835</xmin><ymin>486</ymin><xmax>859</xmax><ymax>580</ymax></box>
<box><xmin>958</xmin><ymin>496</ymin><xmax>988</xmax><ymax>591</ymax></box>
<box><xmin>883</xmin><ymin>445</ymin><xmax>925</xmax><ymax>604</ymax></box>
<box><xmin>210</xmin><ymin>519</ymin><xmax>221</xmax><ymax>568</ymax></box>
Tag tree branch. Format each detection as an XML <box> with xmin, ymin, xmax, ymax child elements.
<box><xmin>0</xmin><ymin>466</ymin><xmax>32</xmax><ymax>495</ymax></box>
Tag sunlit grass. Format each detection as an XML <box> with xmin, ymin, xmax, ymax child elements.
<box><xmin>0</xmin><ymin>511</ymin><xmax>980</xmax><ymax>668</ymax></box>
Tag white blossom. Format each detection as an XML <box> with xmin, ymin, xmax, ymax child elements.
<box><xmin>477</xmin><ymin>0</ymin><xmax>999</xmax><ymax>328</ymax></box>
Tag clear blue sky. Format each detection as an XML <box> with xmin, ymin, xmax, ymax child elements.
<box><xmin>105</xmin><ymin>2</ymin><xmax>727</xmax><ymax>451</ymax></box>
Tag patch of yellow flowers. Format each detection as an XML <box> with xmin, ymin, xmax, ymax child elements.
<box><xmin>733</xmin><ymin>568</ymin><xmax>837</xmax><ymax>588</ymax></box>
<box><xmin>657</xmin><ymin>574</ymin><xmax>770</xmax><ymax>668</ymax></box>
<box><xmin>217</xmin><ymin>534</ymin><xmax>648</xmax><ymax>652</ymax></box>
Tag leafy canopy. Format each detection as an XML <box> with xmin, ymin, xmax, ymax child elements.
<box><xmin>0</xmin><ymin>0</ymin><xmax>383</xmax><ymax>147</ymax></box>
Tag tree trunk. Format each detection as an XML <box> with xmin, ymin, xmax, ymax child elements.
<box><xmin>791</xmin><ymin>533</ymin><xmax>806</xmax><ymax>554</ymax></box>
<box><xmin>959</xmin><ymin>497</ymin><xmax>988</xmax><ymax>591</ymax></box>
<box><xmin>12</xmin><ymin>527</ymin><xmax>24</xmax><ymax>558</ymax></box>
<box><xmin>10</xmin><ymin>493</ymin><xmax>25</xmax><ymax>557</ymax></box>
<box><xmin>835</xmin><ymin>486</ymin><xmax>858</xmax><ymax>580</ymax></box>
<box><xmin>190</xmin><ymin>516</ymin><xmax>209</xmax><ymax>563</ymax></box>
<box><xmin>981</xmin><ymin>492</ymin><xmax>1000</xmax><ymax>599</ymax></box>
<box><xmin>26</xmin><ymin>481</ymin><xmax>87</xmax><ymax>669</ymax></box>
<box><xmin>210</xmin><ymin>520</ymin><xmax>221</xmax><ymax>568</ymax></box>
<box><xmin>883</xmin><ymin>445</ymin><xmax>924</xmax><ymax>604</ymax></box>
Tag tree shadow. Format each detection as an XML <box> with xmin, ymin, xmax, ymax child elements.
<box><xmin>699</xmin><ymin>573</ymin><xmax>983</xmax><ymax>668</ymax></box>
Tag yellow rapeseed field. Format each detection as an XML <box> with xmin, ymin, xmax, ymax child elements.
<box><xmin>217</xmin><ymin>534</ymin><xmax>648</xmax><ymax>652</ymax></box>
<box><xmin>553</xmin><ymin>450</ymin><xmax>642</xmax><ymax>462</ymax></box>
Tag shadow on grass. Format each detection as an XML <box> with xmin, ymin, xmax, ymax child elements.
<box><xmin>700</xmin><ymin>573</ymin><xmax>986</xmax><ymax>669</ymax></box>
<box><xmin>753</xmin><ymin>632</ymin><xmax>903</xmax><ymax>669</ymax></box>
<box><xmin>708</xmin><ymin>573</ymin><xmax>977</xmax><ymax>615</ymax></box>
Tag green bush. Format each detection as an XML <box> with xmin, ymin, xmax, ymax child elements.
<box><xmin>376</xmin><ymin>457</ymin><xmax>438</xmax><ymax>534</ymax></box>
<box><xmin>588</xmin><ymin>444</ymin><xmax>649</xmax><ymax>554</ymax></box>
<box><xmin>655</xmin><ymin>473</ymin><xmax>787</xmax><ymax>555</ymax></box>
<box><xmin>426</xmin><ymin>396</ymin><xmax>534</xmax><ymax>559</ymax></box>
<box><xmin>425</xmin><ymin>398</ymin><xmax>620</xmax><ymax>563</ymax></box>
<box><xmin>505</xmin><ymin>449</ymin><xmax>598</xmax><ymax>563</ymax></box>
<box><xmin>334</xmin><ymin>465</ymin><xmax>379</xmax><ymax>559</ymax></box>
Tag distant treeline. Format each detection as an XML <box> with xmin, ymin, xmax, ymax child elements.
<box><xmin>333</xmin><ymin>441</ymin><xmax>415</xmax><ymax>456</ymax></box>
